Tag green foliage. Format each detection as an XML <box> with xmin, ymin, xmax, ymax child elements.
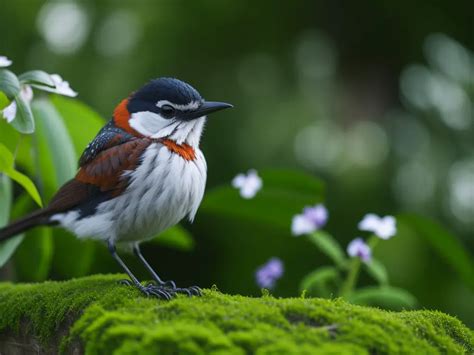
<box><xmin>0</xmin><ymin>176</ymin><xmax>25</xmax><ymax>268</ymax></box>
<box><xmin>0</xmin><ymin>143</ymin><xmax>42</xmax><ymax>207</ymax></box>
<box><xmin>18</xmin><ymin>70</ymin><xmax>55</xmax><ymax>88</ymax></box>
<box><xmin>33</xmin><ymin>99</ymin><xmax>77</xmax><ymax>186</ymax></box>
<box><xmin>299</xmin><ymin>266</ymin><xmax>341</xmax><ymax>298</ymax></box>
<box><xmin>0</xmin><ymin>69</ymin><xmax>20</xmax><ymax>98</ymax></box>
<box><xmin>363</xmin><ymin>258</ymin><xmax>389</xmax><ymax>285</ymax></box>
<box><xmin>348</xmin><ymin>286</ymin><xmax>418</xmax><ymax>310</ymax></box>
<box><xmin>201</xmin><ymin>169</ymin><xmax>324</xmax><ymax>229</ymax></box>
<box><xmin>307</xmin><ymin>231</ymin><xmax>346</xmax><ymax>268</ymax></box>
<box><xmin>50</xmin><ymin>95</ymin><xmax>104</xmax><ymax>155</ymax></box>
<box><xmin>0</xmin><ymin>91</ymin><xmax>9</xmax><ymax>110</ymax></box>
<box><xmin>14</xmin><ymin>227</ymin><xmax>53</xmax><ymax>281</ymax></box>
<box><xmin>0</xmin><ymin>275</ymin><xmax>471</xmax><ymax>354</ymax></box>
<box><xmin>150</xmin><ymin>225</ymin><xmax>195</xmax><ymax>251</ymax></box>
<box><xmin>397</xmin><ymin>213</ymin><xmax>474</xmax><ymax>291</ymax></box>
<box><xmin>11</xmin><ymin>94</ymin><xmax>35</xmax><ymax>133</ymax></box>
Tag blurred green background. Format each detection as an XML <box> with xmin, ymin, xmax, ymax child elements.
<box><xmin>1</xmin><ymin>0</ymin><xmax>473</xmax><ymax>326</ymax></box>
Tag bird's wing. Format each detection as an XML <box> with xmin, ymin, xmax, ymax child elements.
<box><xmin>47</xmin><ymin>137</ymin><xmax>153</xmax><ymax>216</ymax></box>
<box><xmin>78</xmin><ymin>120</ymin><xmax>135</xmax><ymax>167</ymax></box>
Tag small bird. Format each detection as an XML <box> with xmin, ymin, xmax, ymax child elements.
<box><xmin>0</xmin><ymin>77</ymin><xmax>232</xmax><ymax>299</ymax></box>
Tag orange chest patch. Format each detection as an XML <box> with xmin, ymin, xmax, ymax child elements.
<box><xmin>161</xmin><ymin>139</ymin><xmax>196</xmax><ymax>161</ymax></box>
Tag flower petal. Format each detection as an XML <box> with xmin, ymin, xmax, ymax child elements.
<box><xmin>347</xmin><ymin>237</ymin><xmax>372</xmax><ymax>263</ymax></box>
<box><xmin>255</xmin><ymin>257</ymin><xmax>284</xmax><ymax>289</ymax></box>
<box><xmin>2</xmin><ymin>101</ymin><xmax>17</xmax><ymax>123</ymax></box>
<box><xmin>358</xmin><ymin>213</ymin><xmax>381</xmax><ymax>232</ymax></box>
<box><xmin>358</xmin><ymin>213</ymin><xmax>397</xmax><ymax>239</ymax></box>
<box><xmin>20</xmin><ymin>85</ymin><xmax>34</xmax><ymax>103</ymax></box>
<box><xmin>376</xmin><ymin>216</ymin><xmax>397</xmax><ymax>239</ymax></box>
<box><xmin>38</xmin><ymin>73</ymin><xmax>78</xmax><ymax>97</ymax></box>
<box><xmin>291</xmin><ymin>214</ymin><xmax>315</xmax><ymax>236</ymax></box>
<box><xmin>0</xmin><ymin>56</ymin><xmax>12</xmax><ymax>67</ymax></box>
<box><xmin>232</xmin><ymin>169</ymin><xmax>263</xmax><ymax>199</ymax></box>
<box><xmin>303</xmin><ymin>203</ymin><xmax>328</xmax><ymax>228</ymax></box>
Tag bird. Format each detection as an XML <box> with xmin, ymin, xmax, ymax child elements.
<box><xmin>0</xmin><ymin>77</ymin><xmax>232</xmax><ymax>300</ymax></box>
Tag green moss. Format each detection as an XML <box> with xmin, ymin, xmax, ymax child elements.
<box><xmin>0</xmin><ymin>274</ymin><xmax>472</xmax><ymax>354</ymax></box>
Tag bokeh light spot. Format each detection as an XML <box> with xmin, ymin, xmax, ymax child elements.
<box><xmin>37</xmin><ymin>2</ymin><xmax>90</xmax><ymax>54</ymax></box>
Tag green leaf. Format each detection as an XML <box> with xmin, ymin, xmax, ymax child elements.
<box><xmin>0</xmin><ymin>176</ymin><xmax>24</xmax><ymax>267</ymax></box>
<box><xmin>18</xmin><ymin>70</ymin><xmax>55</xmax><ymax>88</ymax></box>
<box><xmin>308</xmin><ymin>231</ymin><xmax>346</xmax><ymax>268</ymax></box>
<box><xmin>201</xmin><ymin>169</ymin><xmax>325</xmax><ymax>230</ymax></box>
<box><xmin>32</xmin><ymin>99</ymin><xmax>77</xmax><ymax>186</ymax></box>
<box><xmin>0</xmin><ymin>174</ymin><xmax>12</xmax><ymax>225</ymax></box>
<box><xmin>150</xmin><ymin>225</ymin><xmax>195</xmax><ymax>251</ymax></box>
<box><xmin>0</xmin><ymin>235</ymin><xmax>24</xmax><ymax>268</ymax></box>
<box><xmin>348</xmin><ymin>286</ymin><xmax>417</xmax><ymax>310</ymax></box>
<box><xmin>0</xmin><ymin>143</ymin><xmax>14</xmax><ymax>170</ymax></box>
<box><xmin>4</xmin><ymin>169</ymin><xmax>43</xmax><ymax>207</ymax></box>
<box><xmin>52</xmin><ymin>230</ymin><xmax>96</xmax><ymax>278</ymax></box>
<box><xmin>10</xmin><ymin>94</ymin><xmax>35</xmax><ymax>134</ymax></box>
<box><xmin>397</xmin><ymin>213</ymin><xmax>474</xmax><ymax>291</ymax></box>
<box><xmin>14</xmin><ymin>226</ymin><xmax>53</xmax><ymax>281</ymax></box>
<box><xmin>364</xmin><ymin>258</ymin><xmax>389</xmax><ymax>285</ymax></box>
<box><xmin>51</xmin><ymin>95</ymin><xmax>104</xmax><ymax>155</ymax></box>
<box><xmin>0</xmin><ymin>69</ymin><xmax>20</xmax><ymax>98</ymax></box>
<box><xmin>0</xmin><ymin>143</ymin><xmax>42</xmax><ymax>207</ymax></box>
<box><xmin>299</xmin><ymin>266</ymin><xmax>341</xmax><ymax>297</ymax></box>
<box><xmin>0</xmin><ymin>91</ymin><xmax>9</xmax><ymax>110</ymax></box>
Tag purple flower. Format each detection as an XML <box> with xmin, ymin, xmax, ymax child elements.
<box><xmin>255</xmin><ymin>257</ymin><xmax>284</xmax><ymax>289</ymax></box>
<box><xmin>291</xmin><ymin>204</ymin><xmax>328</xmax><ymax>236</ymax></box>
<box><xmin>347</xmin><ymin>238</ymin><xmax>372</xmax><ymax>263</ymax></box>
<box><xmin>358</xmin><ymin>213</ymin><xmax>396</xmax><ymax>240</ymax></box>
<box><xmin>232</xmin><ymin>169</ymin><xmax>262</xmax><ymax>199</ymax></box>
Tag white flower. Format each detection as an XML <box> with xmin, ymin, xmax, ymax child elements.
<box><xmin>358</xmin><ymin>213</ymin><xmax>397</xmax><ymax>240</ymax></box>
<box><xmin>232</xmin><ymin>169</ymin><xmax>262</xmax><ymax>199</ymax></box>
<box><xmin>50</xmin><ymin>74</ymin><xmax>78</xmax><ymax>97</ymax></box>
<box><xmin>291</xmin><ymin>214</ymin><xmax>315</xmax><ymax>236</ymax></box>
<box><xmin>1</xmin><ymin>85</ymin><xmax>34</xmax><ymax>123</ymax></box>
<box><xmin>2</xmin><ymin>101</ymin><xmax>17</xmax><ymax>123</ymax></box>
<box><xmin>347</xmin><ymin>238</ymin><xmax>372</xmax><ymax>263</ymax></box>
<box><xmin>20</xmin><ymin>85</ymin><xmax>34</xmax><ymax>102</ymax></box>
<box><xmin>291</xmin><ymin>204</ymin><xmax>328</xmax><ymax>236</ymax></box>
<box><xmin>37</xmin><ymin>74</ymin><xmax>78</xmax><ymax>97</ymax></box>
<box><xmin>0</xmin><ymin>56</ymin><xmax>12</xmax><ymax>67</ymax></box>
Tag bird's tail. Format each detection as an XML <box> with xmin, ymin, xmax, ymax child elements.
<box><xmin>0</xmin><ymin>210</ymin><xmax>52</xmax><ymax>242</ymax></box>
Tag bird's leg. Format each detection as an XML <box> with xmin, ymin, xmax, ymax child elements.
<box><xmin>133</xmin><ymin>244</ymin><xmax>202</xmax><ymax>297</ymax></box>
<box><xmin>107</xmin><ymin>240</ymin><xmax>175</xmax><ymax>300</ymax></box>
<box><xmin>132</xmin><ymin>244</ymin><xmax>176</xmax><ymax>288</ymax></box>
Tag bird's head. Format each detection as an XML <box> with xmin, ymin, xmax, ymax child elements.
<box><xmin>113</xmin><ymin>77</ymin><xmax>232</xmax><ymax>146</ymax></box>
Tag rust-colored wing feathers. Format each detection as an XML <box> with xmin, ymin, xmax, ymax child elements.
<box><xmin>76</xmin><ymin>138</ymin><xmax>152</xmax><ymax>194</ymax></box>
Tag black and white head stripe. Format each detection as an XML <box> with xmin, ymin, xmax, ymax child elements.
<box><xmin>128</xmin><ymin>78</ymin><xmax>203</xmax><ymax>114</ymax></box>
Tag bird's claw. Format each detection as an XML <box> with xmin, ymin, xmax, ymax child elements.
<box><xmin>140</xmin><ymin>284</ymin><xmax>176</xmax><ymax>300</ymax></box>
<box><xmin>173</xmin><ymin>285</ymin><xmax>202</xmax><ymax>297</ymax></box>
<box><xmin>145</xmin><ymin>279</ymin><xmax>177</xmax><ymax>289</ymax></box>
<box><xmin>118</xmin><ymin>279</ymin><xmax>134</xmax><ymax>286</ymax></box>
<box><xmin>119</xmin><ymin>278</ymin><xmax>201</xmax><ymax>299</ymax></box>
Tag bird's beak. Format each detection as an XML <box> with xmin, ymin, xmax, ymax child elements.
<box><xmin>181</xmin><ymin>101</ymin><xmax>233</xmax><ymax>120</ymax></box>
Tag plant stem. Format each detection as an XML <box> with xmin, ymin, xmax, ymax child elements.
<box><xmin>338</xmin><ymin>235</ymin><xmax>379</xmax><ymax>298</ymax></box>
<box><xmin>339</xmin><ymin>258</ymin><xmax>361</xmax><ymax>298</ymax></box>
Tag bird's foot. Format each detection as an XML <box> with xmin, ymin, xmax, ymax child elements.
<box><xmin>118</xmin><ymin>279</ymin><xmax>176</xmax><ymax>300</ymax></box>
<box><xmin>118</xmin><ymin>278</ymin><xmax>134</xmax><ymax>286</ymax></box>
<box><xmin>145</xmin><ymin>281</ymin><xmax>202</xmax><ymax>297</ymax></box>
<box><xmin>140</xmin><ymin>284</ymin><xmax>176</xmax><ymax>300</ymax></box>
<box><xmin>173</xmin><ymin>285</ymin><xmax>202</xmax><ymax>297</ymax></box>
<box><xmin>146</xmin><ymin>279</ymin><xmax>176</xmax><ymax>289</ymax></box>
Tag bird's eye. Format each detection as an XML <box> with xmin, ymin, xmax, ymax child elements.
<box><xmin>160</xmin><ymin>104</ymin><xmax>175</xmax><ymax>118</ymax></box>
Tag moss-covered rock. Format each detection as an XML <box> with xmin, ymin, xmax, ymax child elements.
<box><xmin>0</xmin><ymin>274</ymin><xmax>472</xmax><ymax>354</ymax></box>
